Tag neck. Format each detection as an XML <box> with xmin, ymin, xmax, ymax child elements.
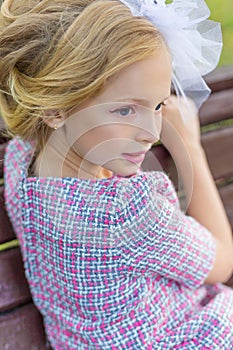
<box><xmin>33</xmin><ymin>130</ymin><xmax>113</xmax><ymax>180</ymax></box>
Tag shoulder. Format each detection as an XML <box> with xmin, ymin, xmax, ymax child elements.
<box><xmin>5</xmin><ymin>137</ymin><xmax>34</xmax><ymax>157</ymax></box>
<box><xmin>4</xmin><ymin>138</ymin><xmax>35</xmax><ymax>243</ymax></box>
<box><xmin>4</xmin><ymin>137</ymin><xmax>35</xmax><ymax>193</ymax></box>
<box><xmin>5</xmin><ymin>137</ymin><xmax>35</xmax><ymax>173</ymax></box>
<box><xmin>115</xmin><ymin>171</ymin><xmax>179</xmax><ymax>210</ymax></box>
<box><xmin>20</xmin><ymin>171</ymin><xmax>178</xmax><ymax>224</ymax></box>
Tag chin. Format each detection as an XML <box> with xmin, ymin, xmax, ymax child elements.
<box><xmin>114</xmin><ymin>167</ymin><xmax>141</xmax><ymax>178</ymax></box>
<box><xmin>104</xmin><ymin>159</ymin><xmax>142</xmax><ymax>178</ymax></box>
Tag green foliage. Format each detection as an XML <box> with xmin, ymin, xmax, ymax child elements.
<box><xmin>205</xmin><ymin>0</ymin><xmax>233</xmax><ymax>66</ymax></box>
<box><xmin>167</xmin><ymin>0</ymin><xmax>233</xmax><ymax>66</ymax></box>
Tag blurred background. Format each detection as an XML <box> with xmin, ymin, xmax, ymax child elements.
<box><xmin>205</xmin><ymin>0</ymin><xmax>233</xmax><ymax>66</ymax></box>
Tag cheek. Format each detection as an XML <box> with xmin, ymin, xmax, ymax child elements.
<box><xmin>76</xmin><ymin>125</ymin><xmax>136</xmax><ymax>148</ymax></box>
<box><xmin>73</xmin><ymin>125</ymin><xmax>132</xmax><ymax>155</ymax></box>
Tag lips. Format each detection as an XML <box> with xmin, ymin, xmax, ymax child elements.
<box><xmin>122</xmin><ymin>151</ymin><xmax>147</xmax><ymax>164</ymax></box>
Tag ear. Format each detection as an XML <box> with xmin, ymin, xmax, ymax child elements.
<box><xmin>41</xmin><ymin>110</ymin><xmax>67</xmax><ymax>130</ymax></box>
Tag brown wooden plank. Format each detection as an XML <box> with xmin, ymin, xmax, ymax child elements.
<box><xmin>0</xmin><ymin>303</ymin><xmax>51</xmax><ymax>350</ymax></box>
<box><xmin>0</xmin><ymin>186</ymin><xmax>16</xmax><ymax>243</ymax></box>
<box><xmin>0</xmin><ymin>139</ymin><xmax>7</xmax><ymax>179</ymax></box>
<box><xmin>142</xmin><ymin>145</ymin><xmax>178</xmax><ymax>185</ymax></box>
<box><xmin>201</xmin><ymin>127</ymin><xmax>233</xmax><ymax>181</ymax></box>
<box><xmin>0</xmin><ymin>247</ymin><xmax>31</xmax><ymax>312</ymax></box>
<box><xmin>148</xmin><ymin>127</ymin><xmax>233</xmax><ymax>184</ymax></box>
<box><xmin>204</xmin><ymin>66</ymin><xmax>233</xmax><ymax>92</ymax></box>
<box><xmin>219</xmin><ymin>183</ymin><xmax>233</xmax><ymax>231</ymax></box>
<box><xmin>143</xmin><ymin>145</ymin><xmax>172</xmax><ymax>172</ymax></box>
<box><xmin>226</xmin><ymin>275</ymin><xmax>233</xmax><ymax>288</ymax></box>
<box><xmin>199</xmin><ymin>88</ymin><xmax>233</xmax><ymax>126</ymax></box>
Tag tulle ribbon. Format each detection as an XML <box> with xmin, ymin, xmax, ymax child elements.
<box><xmin>119</xmin><ymin>0</ymin><xmax>223</xmax><ymax>109</ymax></box>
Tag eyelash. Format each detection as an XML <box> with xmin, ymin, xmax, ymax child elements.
<box><xmin>155</xmin><ymin>102</ymin><xmax>164</xmax><ymax>111</ymax></box>
<box><xmin>111</xmin><ymin>102</ymin><xmax>165</xmax><ymax>117</ymax></box>
<box><xmin>111</xmin><ymin>106</ymin><xmax>136</xmax><ymax>117</ymax></box>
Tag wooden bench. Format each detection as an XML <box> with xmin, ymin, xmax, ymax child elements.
<box><xmin>0</xmin><ymin>66</ymin><xmax>233</xmax><ymax>349</ymax></box>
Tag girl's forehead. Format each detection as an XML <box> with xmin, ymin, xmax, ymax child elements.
<box><xmin>94</xmin><ymin>51</ymin><xmax>172</xmax><ymax>104</ymax></box>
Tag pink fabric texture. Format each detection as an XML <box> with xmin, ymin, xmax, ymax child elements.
<box><xmin>4</xmin><ymin>138</ymin><xmax>233</xmax><ymax>349</ymax></box>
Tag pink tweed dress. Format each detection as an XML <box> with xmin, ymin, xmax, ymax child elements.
<box><xmin>4</xmin><ymin>137</ymin><xmax>233</xmax><ymax>349</ymax></box>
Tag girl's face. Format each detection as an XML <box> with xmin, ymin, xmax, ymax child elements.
<box><xmin>62</xmin><ymin>47</ymin><xmax>172</xmax><ymax>178</ymax></box>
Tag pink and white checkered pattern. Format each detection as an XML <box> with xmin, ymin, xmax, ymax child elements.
<box><xmin>4</xmin><ymin>138</ymin><xmax>233</xmax><ymax>349</ymax></box>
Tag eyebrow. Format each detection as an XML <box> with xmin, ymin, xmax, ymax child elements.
<box><xmin>117</xmin><ymin>95</ymin><xmax>170</xmax><ymax>106</ymax></box>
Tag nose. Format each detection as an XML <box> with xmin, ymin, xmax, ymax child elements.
<box><xmin>135</xmin><ymin>110</ymin><xmax>162</xmax><ymax>145</ymax></box>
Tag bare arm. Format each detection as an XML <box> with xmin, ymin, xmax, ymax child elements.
<box><xmin>161</xmin><ymin>96</ymin><xmax>233</xmax><ymax>284</ymax></box>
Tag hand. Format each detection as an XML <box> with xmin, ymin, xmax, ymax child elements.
<box><xmin>160</xmin><ymin>95</ymin><xmax>201</xmax><ymax>155</ymax></box>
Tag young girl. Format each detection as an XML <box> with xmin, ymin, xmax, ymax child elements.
<box><xmin>1</xmin><ymin>0</ymin><xmax>233</xmax><ymax>349</ymax></box>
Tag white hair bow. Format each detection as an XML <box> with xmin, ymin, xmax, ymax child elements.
<box><xmin>119</xmin><ymin>0</ymin><xmax>223</xmax><ymax>109</ymax></box>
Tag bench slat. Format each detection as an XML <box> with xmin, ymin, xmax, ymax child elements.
<box><xmin>204</xmin><ymin>66</ymin><xmax>233</xmax><ymax>92</ymax></box>
<box><xmin>0</xmin><ymin>303</ymin><xmax>51</xmax><ymax>350</ymax></box>
<box><xmin>0</xmin><ymin>141</ymin><xmax>7</xmax><ymax>179</ymax></box>
<box><xmin>201</xmin><ymin>127</ymin><xmax>233</xmax><ymax>181</ymax></box>
<box><xmin>0</xmin><ymin>186</ymin><xmax>16</xmax><ymax>244</ymax></box>
<box><xmin>148</xmin><ymin>126</ymin><xmax>233</xmax><ymax>182</ymax></box>
<box><xmin>219</xmin><ymin>183</ymin><xmax>233</xmax><ymax>229</ymax></box>
<box><xmin>199</xmin><ymin>88</ymin><xmax>233</xmax><ymax>126</ymax></box>
<box><xmin>0</xmin><ymin>248</ymin><xmax>31</xmax><ymax>312</ymax></box>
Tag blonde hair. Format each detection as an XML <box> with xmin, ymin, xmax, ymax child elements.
<box><xmin>0</xmin><ymin>0</ymin><xmax>165</xmax><ymax>150</ymax></box>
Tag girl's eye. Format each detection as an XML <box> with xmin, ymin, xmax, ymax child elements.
<box><xmin>155</xmin><ymin>103</ymin><xmax>163</xmax><ymax>111</ymax></box>
<box><xmin>112</xmin><ymin>106</ymin><xmax>136</xmax><ymax>117</ymax></box>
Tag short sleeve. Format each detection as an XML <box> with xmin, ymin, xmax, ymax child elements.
<box><xmin>115</xmin><ymin>172</ymin><xmax>216</xmax><ymax>289</ymax></box>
